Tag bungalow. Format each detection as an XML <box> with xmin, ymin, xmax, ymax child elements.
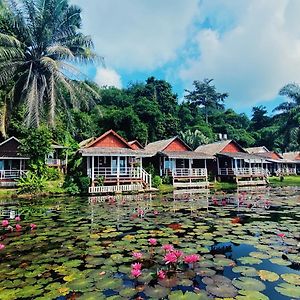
<box><xmin>79</xmin><ymin>130</ymin><xmax>152</xmax><ymax>194</ymax></box>
<box><xmin>246</xmin><ymin>146</ymin><xmax>291</xmax><ymax>175</ymax></box>
<box><xmin>45</xmin><ymin>142</ymin><xmax>67</xmax><ymax>173</ymax></box>
<box><xmin>282</xmin><ymin>152</ymin><xmax>300</xmax><ymax>175</ymax></box>
<box><xmin>0</xmin><ymin>137</ymin><xmax>28</xmax><ymax>186</ymax></box>
<box><xmin>144</xmin><ymin>137</ymin><xmax>213</xmax><ymax>189</ymax></box>
<box><xmin>195</xmin><ymin>140</ymin><xmax>269</xmax><ymax>186</ymax></box>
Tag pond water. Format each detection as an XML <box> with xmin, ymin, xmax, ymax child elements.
<box><xmin>0</xmin><ymin>187</ymin><xmax>300</xmax><ymax>300</ymax></box>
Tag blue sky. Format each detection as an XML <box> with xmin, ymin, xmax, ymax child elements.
<box><xmin>71</xmin><ymin>0</ymin><xmax>300</xmax><ymax>116</ymax></box>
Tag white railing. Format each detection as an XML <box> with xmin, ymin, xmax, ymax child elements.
<box><xmin>172</xmin><ymin>168</ymin><xmax>207</xmax><ymax>177</ymax></box>
<box><xmin>219</xmin><ymin>168</ymin><xmax>267</xmax><ymax>176</ymax></box>
<box><xmin>141</xmin><ymin>169</ymin><xmax>152</xmax><ymax>188</ymax></box>
<box><xmin>89</xmin><ymin>184</ymin><xmax>143</xmax><ymax>194</ymax></box>
<box><xmin>276</xmin><ymin>168</ymin><xmax>297</xmax><ymax>175</ymax></box>
<box><xmin>0</xmin><ymin>170</ymin><xmax>26</xmax><ymax>180</ymax></box>
<box><xmin>89</xmin><ymin>167</ymin><xmax>142</xmax><ymax>179</ymax></box>
<box><xmin>88</xmin><ymin>167</ymin><xmax>151</xmax><ymax>187</ymax></box>
<box><xmin>46</xmin><ymin>158</ymin><xmax>66</xmax><ymax>166</ymax></box>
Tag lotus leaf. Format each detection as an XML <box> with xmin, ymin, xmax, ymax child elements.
<box><xmin>237</xmin><ymin>256</ymin><xmax>262</xmax><ymax>265</ymax></box>
<box><xmin>258</xmin><ymin>270</ymin><xmax>279</xmax><ymax>282</ymax></box>
<box><xmin>236</xmin><ymin>290</ymin><xmax>269</xmax><ymax>299</ymax></box>
<box><xmin>67</xmin><ymin>278</ymin><xmax>93</xmax><ymax>292</ymax></box>
<box><xmin>168</xmin><ymin>290</ymin><xmax>210</xmax><ymax>300</ymax></box>
<box><xmin>275</xmin><ymin>282</ymin><xmax>300</xmax><ymax>298</ymax></box>
<box><xmin>249</xmin><ymin>252</ymin><xmax>270</xmax><ymax>259</ymax></box>
<box><xmin>62</xmin><ymin>259</ymin><xmax>83</xmax><ymax>268</ymax></box>
<box><xmin>144</xmin><ymin>285</ymin><xmax>170</xmax><ymax>298</ymax></box>
<box><xmin>281</xmin><ymin>273</ymin><xmax>300</xmax><ymax>285</ymax></box>
<box><xmin>119</xmin><ymin>288</ymin><xmax>137</xmax><ymax>297</ymax></box>
<box><xmin>269</xmin><ymin>257</ymin><xmax>291</xmax><ymax>266</ymax></box>
<box><xmin>232</xmin><ymin>277</ymin><xmax>266</xmax><ymax>291</ymax></box>
<box><xmin>94</xmin><ymin>277</ymin><xmax>122</xmax><ymax>291</ymax></box>
<box><xmin>78</xmin><ymin>292</ymin><xmax>106</xmax><ymax>300</ymax></box>
<box><xmin>232</xmin><ymin>266</ymin><xmax>258</xmax><ymax>277</ymax></box>
<box><xmin>16</xmin><ymin>285</ymin><xmax>43</xmax><ymax>298</ymax></box>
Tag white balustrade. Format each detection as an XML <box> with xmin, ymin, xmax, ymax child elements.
<box><xmin>172</xmin><ymin>168</ymin><xmax>207</xmax><ymax>177</ymax></box>
<box><xmin>0</xmin><ymin>170</ymin><xmax>27</xmax><ymax>180</ymax></box>
<box><xmin>218</xmin><ymin>168</ymin><xmax>267</xmax><ymax>176</ymax></box>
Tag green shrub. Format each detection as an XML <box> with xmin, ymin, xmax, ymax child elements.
<box><xmin>64</xmin><ymin>182</ymin><xmax>80</xmax><ymax>195</ymax></box>
<box><xmin>162</xmin><ymin>175</ymin><xmax>172</xmax><ymax>184</ymax></box>
<box><xmin>152</xmin><ymin>175</ymin><xmax>162</xmax><ymax>188</ymax></box>
<box><xmin>17</xmin><ymin>171</ymin><xmax>46</xmax><ymax>194</ymax></box>
<box><xmin>78</xmin><ymin>176</ymin><xmax>90</xmax><ymax>192</ymax></box>
<box><xmin>45</xmin><ymin>167</ymin><xmax>61</xmax><ymax>180</ymax></box>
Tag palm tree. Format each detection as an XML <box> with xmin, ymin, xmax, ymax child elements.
<box><xmin>274</xmin><ymin>83</ymin><xmax>300</xmax><ymax>151</ymax></box>
<box><xmin>0</xmin><ymin>0</ymin><xmax>100</xmax><ymax>137</ymax></box>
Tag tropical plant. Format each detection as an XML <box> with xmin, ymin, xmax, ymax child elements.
<box><xmin>180</xmin><ymin>129</ymin><xmax>210</xmax><ymax>149</ymax></box>
<box><xmin>274</xmin><ymin>83</ymin><xmax>300</xmax><ymax>151</ymax></box>
<box><xmin>0</xmin><ymin>0</ymin><xmax>100</xmax><ymax>136</ymax></box>
<box><xmin>17</xmin><ymin>171</ymin><xmax>46</xmax><ymax>194</ymax></box>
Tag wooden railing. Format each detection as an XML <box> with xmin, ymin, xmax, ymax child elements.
<box><xmin>219</xmin><ymin>168</ymin><xmax>267</xmax><ymax>176</ymax></box>
<box><xmin>87</xmin><ymin>167</ymin><xmax>152</xmax><ymax>187</ymax></box>
<box><xmin>0</xmin><ymin>170</ymin><xmax>26</xmax><ymax>180</ymax></box>
<box><xmin>89</xmin><ymin>184</ymin><xmax>143</xmax><ymax>194</ymax></box>
<box><xmin>172</xmin><ymin>168</ymin><xmax>207</xmax><ymax>177</ymax></box>
<box><xmin>276</xmin><ymin>168</ymin><xmax>297</xmax><ymax>175</ymax></box>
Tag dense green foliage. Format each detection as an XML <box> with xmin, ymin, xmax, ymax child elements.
<box><xmin>0</xmin><ymin>0</ymin><xmax>299</xmax><ymax>187</ymax></box>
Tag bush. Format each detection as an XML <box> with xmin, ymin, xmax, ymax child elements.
<box><xmin>64</xmin><ymin>182</ymin><xmax>80</xmax><ymax>195</ymax></box>
<box><xmin>162</xmin><ymin>175</ymin><xmax>172</xmax><ymax>184</ymax></box>
<box><xmin>78</xmin><ymin>176</ymin><xmax>90</xmax><ymax>192</ymax></box>
<box><xmin>152</xmin><ymin>175</ymin><xmax>162</xmax><ymax>188</ymax></box>
<box><xmin>17</xmin><ymin>171</ymin><xmax>46</xmax><ymax>194</ymax></box>
<box><xmin>45</xmin><ymin>167</ymin><xmax>61</xmax><ymax>180</ymax></box>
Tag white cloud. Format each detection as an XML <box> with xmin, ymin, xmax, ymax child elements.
<box><xmin>180</xmin><ymin>0</ymin><xmax>300</xmax><ymax>108</ymax></box>
<box><xmin>70</xmin><ymin>0</ymin><xmax>199</xmax><ymax>70</ymax></box>
<box><xmin>95</xmin><ymin>68</ymin><xmax>122</xmax><ymax>88</ymax></box>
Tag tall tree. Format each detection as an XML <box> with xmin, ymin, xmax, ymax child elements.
<box><xmin>251</xmin><ymin>105</ymin><xmax>270</xmax><ymax>131</ymax></box>
<box><xmin>274</xmin><ymin>83</ymin><xmax>300</xmax><ymax>151</ymax></box>
<box><xmin>0</xmin><ymin>0</ymin><xmax>99</xmax><ymax>136</ymax></box>
<box><xmin>185</xmin><ymin>79</ymin><xmax>228</xmax><ymax>124</ymax></box>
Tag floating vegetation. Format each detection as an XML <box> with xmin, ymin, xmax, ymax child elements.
<box><xmin>0</xmin><ymin>187</ymin><xmax>300</xmax><ymax>299</ymax></box>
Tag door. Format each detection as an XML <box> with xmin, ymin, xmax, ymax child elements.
<box><xmin>119</xmin><ymin>157</ymin><xmax>127</xmax><ymax>175</ymax></box>
<box><xmin>111</xmin><ymin>157</ymin><xmax>118</xmax><ymax>175</ymax></box>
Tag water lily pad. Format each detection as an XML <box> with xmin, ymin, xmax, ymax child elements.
<box><xmin>281</xmin><ymin>273</ymin><xmax>300</xmax><ymax>285</ymax></box>
<box><xmin>232</xmin><ymin>277</ymin><xmax>266</xmax><ymax>291</ymax></box>
<box><xmin>78</xmin><ymin>292</ymin><xmax>106</xmax><ymax>300</ymax></box>
<box><xmin>67</xmin><ymin>278</ymin><xmax>93</xmax><ymax>292</ymax></box>
<box><xmin>232</xmin><ymin>266</ymin><xmax>257</xmax><ymax>277</ymax></box>
<box><xmin>144</xmin><ymin>285</ymin><xmax>169</xmax><ymax>298</ymax></box>
<box><xmin>275</xmin><ymin>282</ymin><xmax>300</xmax><ymax>298</ymax></box>
<box><xmin>236</xmin><ymin>290</ymin><xmax>269</xmax><ymax>300</ymax></box>
<box><xmin>203</xmin><ymin>275</ymin><xmax>237</xmax><ymax>298</ymax></box>
<box><xmin>168</xmin><ymin>290</ymin><xmax>210</xmax><ymax>300</ymax></box>
<box><xmin>269</xmin><ymin>258</ymin><xmax>291</xmax><ymax>266</ymax></box>
<box><xmin>119</xmin><ymin>288</ymin><xmax>137</xmax><ymax>297</ymax></box>
<box><xmin>237</xmin><ymin>256</ymin><xmax>262</xmax><ymax>265</ymax></box>
<box><xmin>258</xmin><ymin>270</ymin><xmax>279</xmax><ymax>282</ymax></box>
<box><xmin>94</xmin><ymin>277</ymin><xmax>122</xmax><ymax>291</ymax></box>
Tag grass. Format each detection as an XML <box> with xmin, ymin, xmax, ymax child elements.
<box><xmin>268</xmin><ymin>175</ymin><xmax>300</xmax><ymax>186</ymax></box>
<box><xmin>212</xmin><ymin>181</ymin><xmax>237</xmax><ymax>190</ymax></box>
<box><xmin>158</xmin><ymin>184</ymin><xmax>174</xmax><ymax>194</ymax></box>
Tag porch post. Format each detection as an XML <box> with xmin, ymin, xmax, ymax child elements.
<box><xmin>216</xmin><ymin>157</ymin><xmax>220</xmax><ymax>175</ymax></box>
<box><xmin>204</xmin><ymin>159</ymin><xmax>207</xmax><ymax>179</ymax></box>
<box><xmin>189</xmin><ymin>159</ymin><xmax>192</xmax><ymax>176</ymax></box>
<box><xmin>91</xmin><ymin>156</ymin><xmax>95</xmax><ymax>183</ymax></box>
<box><xmin>140</xmin><ymin>157</ymin><xmax>143</xmax><ymax>178</ymax></box>
<box><xmin>87</xmin><ymin>156</ymin><xmax>90</xmax><ymax>177</ymax></box>
<box><xmin>117</xmin><ymin>156</ymin><xmax>120</xmax><ymax>186</ymax></box>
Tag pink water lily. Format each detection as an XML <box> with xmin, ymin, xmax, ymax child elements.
<box><xmin>172</xmin><ymin>250</ymin><xmax>183</xmax><ymax>258</ymax></box>
<box><xmin>0</xmin><ymin>243</ymin><xmax>5</xmax><ymax>250</ymax></box>
<box><xmin>153</xmin><ymin>210</ymin><xmax>159</xmax><ymax>215</ymax></box>
<box><xmin>15</xmin><ymin>216</ymin><xmax>21</xmax><ymax>222</ymax></box>
<box><xmin>184</xmin><ymin>254</ymin><xmax>200</xmax><ymax>264</ymax></box>
<box><xmin>148</xmin><ymin>238</ymin><xmax>157</xmax><ymax>246</ymax></box>
<box><xmin>2</xmin><ymin>220</ymin><xmax>9</xmax><ymax>227</ymax></box>
<box><xmin>277</xmin><ymin>233</ymin><xmax>285</xmax><ymax>238</ymax></box>
<box><xmin>15</xmin><ymin>224</ymin><xmax>22</xmax><ymax>231</ymax></box>
<box><xmin>132</xmin><ymin>252</ymin><xmax>143</xmax><ymax>260</ymax></box>
<box><xmin>157</xmin><ymin>269</ymin><xmax>166</xmax><ymax>280</ymax></box>
<box><xmin>164</xmin><ymin>252</ymin><xmax>178</xmax><ymax>264</ymax></box>
<box><xmin>131</xmin><ymin>268</ymin><xmax>142</xmax><ymax>278</ymax></box>
<box><xmin>131</xmin><ymin>262</ymin><xmax>142</xmax><ymax>270</ymax></box>
<box><xmin>162</xmin><ymin>244</ymin><xmax>174</xmax><ymax>252</ymax></box>
<box><xmin>30</xmin><ymin>223</ymin><xmax>37</xmax><ymax>230</ymax></box>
